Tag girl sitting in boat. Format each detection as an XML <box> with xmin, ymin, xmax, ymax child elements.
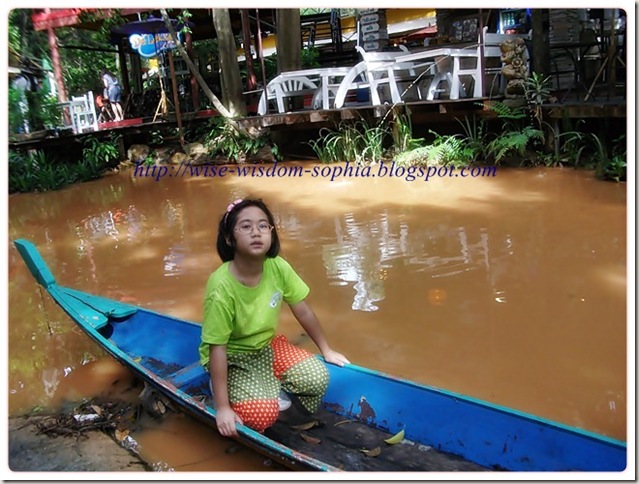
<box><xmin>200</xmin><ymin>198</ymin><xmax>349</xmax><ymax>437</ymax></box>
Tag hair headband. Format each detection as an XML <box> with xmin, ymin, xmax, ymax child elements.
<box><xmin>224</xmin><ymin>199</ymin><xmax>243</xmax><ymax>223</ymax></box>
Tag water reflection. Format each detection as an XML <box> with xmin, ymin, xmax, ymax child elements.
<box><xmin>320</xmin><ymin>211</ymin><xmax>518</xmax><ymax>313</ymax></box>
<box><xmin>8</xmin><ymin>164</ymin><xmax>628</xmax><ymax>469</ymax></box>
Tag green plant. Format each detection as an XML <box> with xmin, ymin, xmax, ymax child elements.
<box><xmin>486</xmin><ymin>100</ymin><xmax>527</xmax><ymax>121</ymax></box>
<box><xmin>82</xmin><ymin>135</ymin><xmax>121</xmax><ymax>167</ymax></box>
<box><xmin>592</xmin><ymin>134</ymin><xmax>626</xmax><ymax>182</ymax></box>
<box><xmin>8</xmin><ymin>149</ymin><xmax>73</xmax><ymax>192</ymax></box>
<box><xmin>205</xmin><ymin>118</ymin><xmax>278</xmax><ymax>162</ymax></box>
<box><xmin>308</xmin><ymin>119</ymin><xmax>388</xmax><ymax>164</ymax></box>
<box><xmin>524</xmin><ymin>72</ymin><xmax>553</xmax><ymax>130</ymax></box>
<box><xmin>395</xmin><ymin>131</ymin><xmax>474</xmax><ymax>167</ymax></box>
<box><xmin>8</xmin><ymin>87</ymin><xmax>27</xmax><ymax>135</ymax></box>
<box><xmin>457</xmin><ymin>115</ymin><xmax>488</xmax><ymax>162</ymax></box>
<box><xmin>555</xmin><ymin>130</ymin><xmax>590</xmax><ymax>167</ymax></box>
<box><xmin>486</xmin><ymin>126</ymin><xmax>544</xmax><ymax>164</ymax></box>
<box><xmin>390</xmin><ymin>108</ymin><xmax>423</xmax><ymax>153</ymax></box>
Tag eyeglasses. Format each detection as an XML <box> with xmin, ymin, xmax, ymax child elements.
<box><xmin>234</xmin><ymin>221</ymin><xmax>274</xmax><ymax>235</ymax></box>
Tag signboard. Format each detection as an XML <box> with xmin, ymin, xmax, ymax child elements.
<box><xmin>361</xmin><ymin>23</ymin><xmax>380</xmax><ymax>34</ymax></box>
<box><xmin>360</xmin><ymin>14</ymin><xmax>379</xmax><ymax>24</ymax></box>
<box><xmin>362</xmin><ymin>31</ymin><xmax>387</xmax><ymax>41</ymax></box>
<box><xmin>358</xmin><ymin>8</ymin><xmax>388</xmax><ymax>51</ymax></box>
<box><xmin>363</xmin><ymin>41</ymin><xmax>381</xmax><ymax>51</ymax></box>
<box><xmin>129</xmin><ymin>32</ymin><xmax>182</xmax><ymax>58</ymax></box>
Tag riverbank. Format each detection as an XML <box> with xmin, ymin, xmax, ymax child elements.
<box><xmin>8</xmin><ymin>415</ymin><xmax>148</xmax><ymax>473</ymax></box>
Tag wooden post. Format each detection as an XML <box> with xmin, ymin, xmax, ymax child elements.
<box><xmin>168</xmin><ymin>50</ymin><xmax>184</xmax><ymax>147</ymax></box>
<box><xmin>130</xmin><ymin>51</ymin><xmax>143</xmax><ymax>94</ymax></box>
<box><xmin>531</xmin><ymin>9</ymin><xmax>551</xmax><ymax>77</ymax></box>
<box><xmin>275</xmin><ymin>9</ymin><xmax>301</xmax><ymax>74</ymax></box>
<box><xmin>45</xmin><ymin>9</ymin><xmax>66</xmax><ymax>103</ymax></box>
<box><xmin>255</xmin><ymin>9</ymin><xmax>268</xmax><ymax>114</ymax></box>
<box><xmin>276</xmin><ymin>9</ymin><xmax>301</xmax><ymax>110</ymax></box>
<box><xmin>478</xmin><ymin>9</ymin><xmax>486</xmax><ymax>97</ymax></box>
<box><xmin>118</xmin><ymin>41</ymin><xmax>130</xmax><ymax>97</ymax></box>
<box><xmin>607</xmin><ymin>9</ymin><xmax>617</xmax><ymax>99</ymax></box>
<box><xmin>186</xmin><ymin>32</ymin><xmax>199</xmax><ymax>111</ymax></box>
<box><xmin>255</xmin><ymin>9</ymin><xmax>268</xmax><ymax>92</ymax></box>
<box><xmin>241</xmin><ymin>9</ymin><xmax>257</xmax><ymax>91</ymax></box>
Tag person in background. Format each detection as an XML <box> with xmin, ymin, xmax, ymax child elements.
<box><xmin>100</xmin><ymin>68</ymin><xmax>124</xmax><ymax>121</ymax></box>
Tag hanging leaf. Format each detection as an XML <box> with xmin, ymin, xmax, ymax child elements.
<box><xmin>384</xmin><ymin>429</ymin><xmax>405</xmax><ymax>445</ymax></box>
<box><xmin>291</xmin><ymin>420</ymin><xmax>319</xmax><ymax>431</ymax></box>
<box><xmin>360</xmin><ymin>447</ymin><xmax>381</xmax><ymax>457</ymax></box>
<box><xmin>300</xmin><ymin>432</ymin><xmax>321</xmax><ymax>444</ymax></box>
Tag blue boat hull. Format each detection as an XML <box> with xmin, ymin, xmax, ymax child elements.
<box><xmin>14</xmin><ymin>239</ymin><xmax>626</xmax><ymax>472</ymax></box>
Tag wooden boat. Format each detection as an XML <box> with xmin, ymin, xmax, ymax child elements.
<box><xmin>14</xmin><ymin>239</ymin><xmax>626</xmax><ymax>472</ymax></box>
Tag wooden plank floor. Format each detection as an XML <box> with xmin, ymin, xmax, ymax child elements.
<box><xmin>266</xmin><ymin>407</ymin><xmax>489</xmax><ymax>472</ymax></box>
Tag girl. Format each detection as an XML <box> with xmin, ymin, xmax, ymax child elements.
<box><xmin>200</xmin><ymin>198</ymin><xmax>349</xmax><ymax>437</ymax></box>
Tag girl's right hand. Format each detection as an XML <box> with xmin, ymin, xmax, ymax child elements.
<box><xmin>215</xmin><ymin>406</ymin><xmax>243</xmax><ymax>437</ymax></box>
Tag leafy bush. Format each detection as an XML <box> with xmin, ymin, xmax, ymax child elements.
<box><xmin>486</xmin><ymin>126</ymin><xmax>544</xmax><ymax>164</ymax></box>
<box><xmin>593</xmin><ymin>134</ymin><xmax>626</xmax><ymax>182</ymax></box>
<box><xmin>9</xmin><ymin>134</ymin><xmax>120</xmax><ymax>193</ymax></box>
<box><xmin>308</xmin><ymin>119</ymin><xmax>388</xmax><ymax>164</ymax></box>
<box><xmin>9</xmin><ymin>150</ymin><xmax>72</xmax><ymax>193</ymax></box>
<box><xmin>395</xmin><ymin>131</ymin><xmax>474</xmax><ymax>167</ymax></box>
<box><xmin>204</xmin><ymin>118</ymin><xmax>279</xmax><ymax>162</ymax></box>
<box><xmin>9</xmin><ymin>87</ymin><xmax>61</xmax><ymax>135</ymax></box>
<box><xmin>390</xmin><ymin>109</ymin><xmax>423</xmax><ymax>153</ymax></box>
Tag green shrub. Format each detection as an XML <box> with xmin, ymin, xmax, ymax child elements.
<box><xmin>205</xmin><ymin>118</ymin><xmax>280</xmax><ymax>162</ymax></box>
<box><xmin>308</xmin><ymin>119</ymin><xmax>388</xmax><ymax>164</ymax></box>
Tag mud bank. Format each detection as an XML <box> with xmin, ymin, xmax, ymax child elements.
<box><xmin>8</xmin><ymin>416</ymin><xmax>148</xmax><ymax>473</ymax></box>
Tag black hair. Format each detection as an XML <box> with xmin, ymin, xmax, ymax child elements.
<box><xmin>216</xmin><ymin>198</ymin><xmax>280</xmax><ymax>262</ymax></box>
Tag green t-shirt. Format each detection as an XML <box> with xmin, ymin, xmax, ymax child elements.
<box><xmin>199</xmin><ymin>256</ymin><xmax>309</xmax><ymax>368</ymax></box>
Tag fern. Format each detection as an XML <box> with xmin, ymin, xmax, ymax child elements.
<box><xmin>487</xmin><ymin>101</ymin><xmax>527</xmax><ymax>120</ymax></box>
<box><xmin>487</xmin><ymin>127</ymin><xmax>544</xmax><ymax>163</ymax></box>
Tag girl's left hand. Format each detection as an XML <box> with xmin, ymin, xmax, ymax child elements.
<box><xmin>322</xmin><ymin>348</ymin><xmax>350</xmax><ymax>367</ymax></box>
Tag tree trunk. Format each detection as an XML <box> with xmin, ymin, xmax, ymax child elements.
<box><xmin>160</xmin><ymin>9</ymin><xmax>233</xmax><ymax>119</ymax></box>
<box><xmin>212</xmin><ymin>9</ymin><xmax>247</xmax><ymax>118</ymax></box>
<box><xmin>531</xmin><ymin>9</ymin><xmax>550</xmax><ymax>77</ymax></box>
<box><xmin>276</xmin><ymin>9</ymin><xmax>301</xmax><ymax>73</ymax></box>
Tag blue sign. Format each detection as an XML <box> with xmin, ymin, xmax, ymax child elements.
<box><xmin>129</xmin><ymin>32</ymin><xmax>182</xmax><ymax>58</ymax></box>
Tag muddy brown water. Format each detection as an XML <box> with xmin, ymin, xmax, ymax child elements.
<box><xmin>8</xmin><ymin>162</ymin><xmax>627</xmax><ymax>471</ymax></box>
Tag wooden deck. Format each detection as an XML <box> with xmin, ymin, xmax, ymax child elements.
<box><xmin>9</xmin><ymin>94</ymin><xmax>626</xmax><ymax>155</ymax></box>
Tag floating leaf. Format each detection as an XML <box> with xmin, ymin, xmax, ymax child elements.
<box><xmin>360</xmin><ymin>447</ymin><xmax>381</xmax><ymax>457</ymax></box>
<box><xmin>333</xmin><ymin>419</ymin><xmax>353</xmax><ymax>427</ymax></box>
<box><xmin>300</xmin><ymin>432</ymin><xmax>321</xmax><ymax>444</ymax></box>
<box><xmin>157</xmin><ymin>400</ymin><xmax>166</xmax><ymax>414</ymax></box>
<box><xmin>91</xmin><ymin>405</ymin><xmax>103</xmax><ymax>416</ymax></box>
<box><xmin>291</xmin><ymin>420</ymin><xmax>319</xmax><ymax>431</ymax></box>
<box><xmin>384</xmin><ymin>429</ymin><xmax>405</xmax><ymax>445</ymax></box>
<box><xmin>115</xmin><ymin>429</ymin><xmax>130</xmax><ymax>441</ymax></box>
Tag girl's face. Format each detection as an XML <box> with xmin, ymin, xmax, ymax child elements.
<box><xmin>231</xmin><ymin>206</ymin><xmax>273</xmax><ymax>259</ymax></box>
